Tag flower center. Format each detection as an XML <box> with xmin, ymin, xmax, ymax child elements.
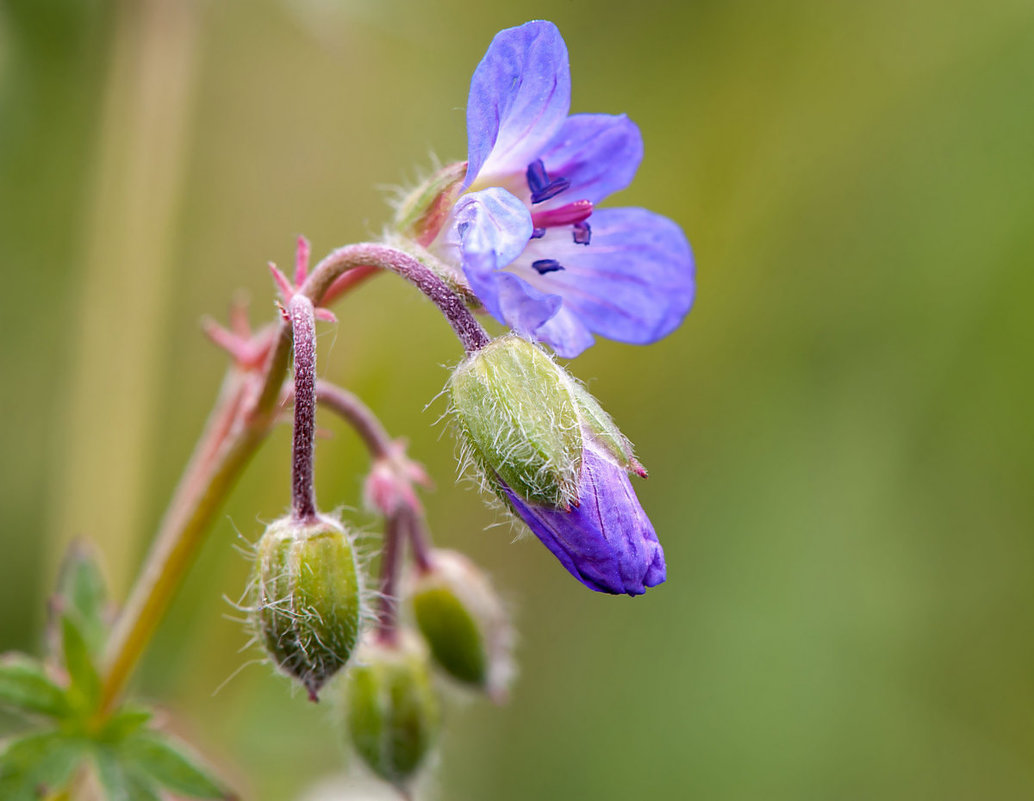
<box><xmin>525</xmin><ymin>160</ymin><xmax>594</xmax><ymax>248</ymax></box>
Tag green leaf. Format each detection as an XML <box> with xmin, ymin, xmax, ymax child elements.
<box><xmin>55</xmin><ymin>541</ymin><xmax>110</xmax><ymax>658</ymax></box>
<box><xmin>122</xmin><ymin>731</ymin><xmax>232</xmax><ymax>799</ymax></box>
<box><xmin>61</xmin><ymin>616</ymin><xmax>100</xmax><ymax>714</ymax></box>
<box><xmin>0</xmin><ymin>654</ymin><xmax>70</xmax><ymax>718</ymax></box>
<box><xmin>93</xmin><ymin>746</ymin><xmax>164</xmax><ymax>801</ymax></box>
<box><xmin>124</xmin><ymin>771</ymin><xmax>163</xmax><ymax>801</ymax></box>
<box><xmin>93</xmin><ymin>748</ymin><xmax>131</xmax><ymax>801</ymax></box>
<box><xmin>96</xmin><ymin>705</ymin><xmax>153</xmax><ymax>744</ymax></box>
<box><xmin>0</xmin><ymin>730</ymin><xmax>85</xmax><ymax>801</ymax></box>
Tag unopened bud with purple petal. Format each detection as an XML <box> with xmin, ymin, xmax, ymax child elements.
<box><xmin>449</xmin><ymin>334</ymin><xmax>665</xmax><ymax>596</ymax></box>
<box><xmin>254</xmin><ymin>516</ymin><xmax>363</xmax><ymax>700</ymax></box>
<box><xmin>409</xmin><ymin>549</ymin><xmax>513</xmax><ymax>701</ymax></box>
<box><xmin>343</xmin><ymin>633</ymin><xmax>440</xmax><ymax>788</ymax></box>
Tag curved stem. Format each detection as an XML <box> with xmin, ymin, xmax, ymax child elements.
<box><xmin>289</xmin><ymin>296</ymin><xmax>318</xmax><ymax>522</ymax></box>
<box><xmin>319</xmin><ymin>263</ymin><xmax>379</xmax><ymax>308</ymax></box>
<box><xmin>406</xmin><ymin>512</ymin><xmax>433</xmax><ymax>573</ymax></box>
<box><xmin>314</xmin><ymin>381</ymin><xmax>393</xmax><ymax>460</ymax></box>
<box><xmin>99</xmin><ymin>242</ymin><xmax>482</xmax><ymax>712</ymax></box>
<box><xmin>304</xmin><ymin>243</ymin><xmax>490</xmax><ymax>354</ymax></box>
<box><xmin>315</xmin><ymin>380</ymin><xmax>434</xmax><ymax>572</ymax></box>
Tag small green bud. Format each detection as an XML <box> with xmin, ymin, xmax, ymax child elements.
<box><xmin>393</xmin><ymin>161</ymin><xmax>466</xmax><ymax>246</ymax></box>
<box><xmin>254</xmin><ymin>516</ymin><xmax>362</xmax><ymax>700</ymax></box>
<box><xmin>410</xmin><ymin>549</ymin><xmax>513</xmax><ymax>701</ymax></box>
<box><xmin>344</xmin><ymin>634</ymin><xmax>440</xmax><ymax>787</ymax></box>
<box><xmin>449</xmin><ymin>334</ymin><xmax>583</xmax><ymax>508</ymax></box>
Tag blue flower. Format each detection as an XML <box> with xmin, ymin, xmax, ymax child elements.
<box><xmin>431</xmin><ymin>20</ymin><xmax>695</xmax><ymax>358</ymax></box>
<box><xmin>503</xmin><ymin>447</ymin><xmax>665</xmax><ymax>596</ymax></box>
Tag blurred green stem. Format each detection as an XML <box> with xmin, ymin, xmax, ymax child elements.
<box><xmin>52</xmin><ymin>0</ymin><xmax>201</xmax><ymax>597</ymax></box>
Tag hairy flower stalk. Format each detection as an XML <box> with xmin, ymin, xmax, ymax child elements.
<box><xmin>314</xmin><ymin>380</ymin><xmax>434</xmax><ymax>571</ymax></box>
<box><xmin>253</xmin><ymin>291</ymin><xmax>363</xmax><ymax>700</ymax></box>
<box><xmin>99</xmin><ymin>243</ymin><xmax>490</xmax><ymax>714</ymax></box>
<box><xmin>289</xmin><ymin>294</ymin><xmax>319</xmax><ymax>522</ymax></box>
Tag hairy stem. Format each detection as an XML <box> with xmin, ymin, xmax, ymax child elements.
<box><xmin>305</xmin><ymin>243</ymin><xmax>489</xmax><ymax>353</ymax></box>
<box><xmin>376</xmin><ymin>508</ymin><xmax>407</xmax><ymax>644</ymax></box>
<box><xmin>289</xmin><ymin>296</ymin><xmax>318</xmax><ymax>522</ymax></box>
<box><xmin>99</xmin><ymin>242</ymin><xmax>482</xmax><ymax>712</ymax></box>
<box><xmin>315</xmin><ymin>381</ymin><xmax>393</xmax><ymax>459</ymax></box>
<box><xmin>406</xmin><ymin>512</ymin><xmax>434</xmax><ymax>573</ymax></box>
<box><xmin>315</xmin><ymin>380</ymin><xmax>434</xmax><ymax>573</ymax></box>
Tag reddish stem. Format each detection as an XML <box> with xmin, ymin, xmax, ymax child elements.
<box><xmin>319</xmin><ymin>264</ymin><xmax>380</xmax><ymax>308</ymax></box>
<box><xmin>376</xmin><ymin>508</ymin><xmax>406</xmax><ymax>644</ymax></box>
<box><xmin>314</xmin><ymin>381</ymin><xmax>393</xmax><ymax>460</ymax></box>
<box><xmin>289</xmin><ymin>295</ymin><xmax>318</xmax><ymax>522</ymax></box>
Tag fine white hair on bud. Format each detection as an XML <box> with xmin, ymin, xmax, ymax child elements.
<box><xmin>253</xmin><ymin>516</ymin><xmax>364</xmax><ymax>701</ymax></box>
<box><xmin>448</xmin><ymin>334</ymin><xmax>583</xmax><ymax>509</ymax></box>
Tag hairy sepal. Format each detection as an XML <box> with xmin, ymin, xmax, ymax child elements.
<box><xmin>449</xmin><ymin>334</ymin><xmax>582</xmax><ymax>509</ymax></box>
<box><xmin>254</xmin><ymin>516</ymin><xmax>363</xmax><ymax>700</ymax></box>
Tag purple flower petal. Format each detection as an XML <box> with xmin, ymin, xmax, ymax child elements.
<box><xmin>504</xmin><ymin>448</ymin><xmax>666</xmax><ymax>596</ymax></box>
<box><xmin>453</xmin><ymin>188</ymin><xmax>533</xmax><ymax>320</ymax></box>
<box><xmin>464</xmin><ymin>21</ymin><xmax>571</xmax><ymax>189</ymax></box>
<box><xmin>536</xmin><ymin>114</ymin><xmax>643</xmax><ymax>205</ymax></box>
<box><xmin>515</xmin><ymin>207</ymin><xmax>695</xmax><ymax>353</ymax></box>
<box><xmin>533</xmin><ymin>305</ymin><xmax>595</xmax><ymax>358</ymax></box>
<box><xmin>495</xmin><ymin>272</ymin><xmax>562</xmax><ymax>335</ymax></box>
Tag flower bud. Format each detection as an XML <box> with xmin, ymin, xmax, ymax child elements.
<box><xmin>409</xmin><ymin>549</ymin><xmax>513</xmax><ymax>701</ymax></box>
<box><xmin>563</xmin><ymin>374</ymin><xmax>646</xmax><ymax>476</ymax></box>
<box><xmin>393</xmin><ymin>161</ymin><xmax>467</xmax><ymax>246</ymax></box>
<box><xmin>344</xmin><ymin>634</ymin><xmax>439</xmax><ymax>787</ymax></box>
<box><xmin>449</xmin><ymin>334</ymin><xmax>582</xmax><ymax>508</ymax></box>
<box><xmin>254</xmin><ymin>516</ymin><xmax>362</xmax><ymax>700</ymax></box>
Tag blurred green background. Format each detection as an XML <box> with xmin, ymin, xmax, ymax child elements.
<box><xmin>2</xmin><ymin>0</ymin><xmax>1034</xmax><ymax>798</ymax></box>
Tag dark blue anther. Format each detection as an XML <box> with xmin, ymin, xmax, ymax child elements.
<box><xmin>531</xmin><ymin>178</ymin><xmax>570</xmax><ymax>204</ymax></box>
<box><xmin>572</xmin><ymin>221</ymin><xmax>591</xmax><ymax>245</ymax></box>
<box><xmin>458</xmin><ymin>221</ymin><xmax>470</xmax><ymax>237</ymax></box>
<box><xmin>532</xmin><ymin>259</ymin><xmax>564</xmax><ymax>275</ymax></box>
<box><xmin>526</xmin><ymin>159</ymin><xmax>550</xmax><ymax>195</ymax></box>
<box><xmin>530</xmin><ymin>227</ymin><xmax>546</xmax><ymax>239</ymax></box>
<box><xmin>526</xmin><ymin>158</ymin><xmax>570</xmax><ymax>204</ymax></box>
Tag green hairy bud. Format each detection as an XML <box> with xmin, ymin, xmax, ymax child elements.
<box><xmin>344</xmin><ymin>634</ymin><xmax>440</xmax><ymax>787</ymax></box>
<box><xmin>410</xmin><ymin>549</ymin><xmax>513</xmax><ymax>701</ymax></box>
<box><xmin>563</xmin><ymin>374</ymin><xmax>646</xmax><ymax>477</ymax></box>
<box><xmin>254</xmin><ymin>516</ymin><xmax>363</xmax><ymax>700</ymax></box>
<box><xmin>393</xmin><ymin>161</ymin><xmax>467</xmax><ymax>246</ymax></box>
<box><xmin>449</xmin><ymin>334</ymin><xmax>582</xmax><ymax>508</ymax></box>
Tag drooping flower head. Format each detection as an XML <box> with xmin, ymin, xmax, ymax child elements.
<box><xmin>449</xmin><ymin>335</ymin><xmax>665</xmax><ymax>596</ymax></box>
<box><xmin>427</xmin><ymin>20</ymin><xmax>695</xmax><ymax>358</ymax></box>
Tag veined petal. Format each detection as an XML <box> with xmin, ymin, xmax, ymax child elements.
<box><xmin>452</xmin><ymin>188</ymin><xmax>534</xmax><ymax>321</ymax></box>
<box><xmin>495</xmin><ymin>273</ymin><xmax>562</xmax><ymax>335</ymax></box>
<box><xmin>504</xmin><ymin>448</ymin><xmax>665</xmax><ymax>596</ymax></box>
<box><xmin>517</xmin><ymin>207</ymin><xmax>695</xmax><ymax>349</ymax></box>
<box><xmin>534</xmin><ymin>305</ymin><xmax>595</xmax><ymax>358</ymax></box>
<box><xmin>464</xmin><ymin>21</ymin><xmax>571</xmax><ymax>189</ymax></box>
<box><xmin>537</xmin><ymin>114</ymin><xmax>644</xmax><ymax>205</ymax></box>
